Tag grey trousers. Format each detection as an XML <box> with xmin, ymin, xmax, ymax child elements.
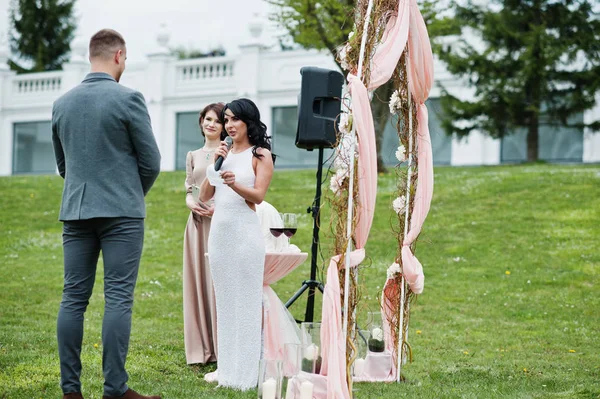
<box><xmin>57</xmin><ymin>217</ymin><xmax>144</xmax><ymax>396</ymax></box>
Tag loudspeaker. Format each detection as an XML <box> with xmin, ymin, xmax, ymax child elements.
<box><xmin>296</xmin><ymin>67</ymin><xmax>345</xmax><ymax>150</ymax></box>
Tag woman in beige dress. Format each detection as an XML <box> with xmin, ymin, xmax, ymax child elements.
<box><xmin>183</xmin><ymin>102</ymin><xmax>226</xmax><ymax>364</ymax></box>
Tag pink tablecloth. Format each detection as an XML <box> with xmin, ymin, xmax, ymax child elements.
<box><xmin>264</xmin><ymin>252</ymin><xmax>308</xmax><ymax>284</ymax></box>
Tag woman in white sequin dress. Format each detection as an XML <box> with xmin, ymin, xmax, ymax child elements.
<box><xmin>199</xmin><ymin>98</ymin><xmax>274</xmax><ymax>390</ymax></box>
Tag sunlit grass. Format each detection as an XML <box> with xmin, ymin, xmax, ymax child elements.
<box><xmin>1</xmin><ymin>164</ymin><xmax>599</xmax><ymax>398</ymax></box>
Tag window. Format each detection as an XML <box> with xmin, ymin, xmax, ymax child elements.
<box><xmin>271</xmin><ymin>106</ymin><xmax>333</xmax><ymax>168</ymax></box>
<box><xmin>13</xmin><ymin>121</ymin><xmax>55</xmax><ymax>174</ymax></box>
<box><xmin>381</xmin><ymin>98</ymin><xmax>452</xmax><ymax>166</ymax></box>
<box><xmin>501</xmin><ymin>112</ymin><xmax>584</xmax><ymax>163</ymax></box>
<box><xmin>176</xmin><ymin>111</ymin><xmax>204</xmax><ymax>170</ymax></box>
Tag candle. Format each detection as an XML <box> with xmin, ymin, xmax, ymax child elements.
<box><xmin>372</xmin><ymin>327</ymin><xmax>384</xmax><ymax>341</ymax></box>
<box><xmin>304</xmin><ymin>343</ymin><xmax>319</xmax><ymax>361</ymax></box>
<box><xmin>353</xmin><ymin>358</ymin><xmax>365</xmax><ymax>376</ymax></box>
<box><xmin>299</xmin><ymin>380</ymin><xmax>314</xmax><ymax>399</ymax></box>
<box><xmin>262</xmin><ymin>377</ymin><xmax>277</xmax><ymax>399</ymax></box>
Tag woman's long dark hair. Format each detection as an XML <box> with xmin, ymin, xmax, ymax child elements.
<box><xmin>199</xmin><ymin>102</ymin><xmax>227</xmax><ymax>140</ymax></box>
<box><xmin>223</xmin><ymin>98</ymin><xmax>271</xmax><ymax>159</ymax></box>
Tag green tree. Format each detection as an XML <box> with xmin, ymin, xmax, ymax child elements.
<box><xmin>267</xmin><ymin>0</ymin><xmax>457</xmax><ymax>171</ymax></box>
<box><xmin>9</xmin><ymin>0</ymin><xmax>77</xmax><ymax>73</ymax></box>
<box><xmin>437</xmin><ymin>0</ymin><xmax>600</xmax><ymax>162</ymax></box>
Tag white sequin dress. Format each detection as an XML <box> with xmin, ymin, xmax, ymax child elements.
<box><xmin>206</xmin><ymin>146</ymin><xmax>265</xmax><ymax>390</ymax></box>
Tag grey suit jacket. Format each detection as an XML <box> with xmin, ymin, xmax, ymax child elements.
<box><xmin>52</xmin><ymin>72</ymin><xmax>161</xmax><ymax>221</ymax></box>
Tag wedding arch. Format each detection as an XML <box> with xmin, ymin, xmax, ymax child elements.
<box><xmin>318</xmin><ymin>0</ymin><xmax>435</xmax><ymax>396</ymax></box>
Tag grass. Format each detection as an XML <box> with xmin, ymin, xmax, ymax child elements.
<box><xmin>0</xmin><ymin>164</ymin><xmax>599</xmax><ymax>398</ymax></box>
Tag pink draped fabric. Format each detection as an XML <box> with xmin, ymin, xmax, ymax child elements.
<box><xmin>400</xmin><ymin>105</ymin><xmax>432</xmax><ymax>295</ymax></box>
<box><xmin>263</xmin><ymin>253</ymin><xmax>308</xmax><ymax>286</ymax></box>
<box><xmin>353</xmin><ymin>351</ymin><xmax>395</xmax><ymax>382</ymax></box>
<box><xmin>407</xmin><ymin>1</ymin><xmax>434</xmax><ymax>104</ymax></box>
<box><xmin>368</xmin><ymin>0</ymin><xmax>410</xmax><ymax>90</ymax></box>
<box><xmin>349</xmin><ymin>75</ymin><xmax>378</xmax><ymax>249</ymax></box>
<box><xmin>380</xmin><ymin>0</ymin><xmax>435</xmax><ymax>380</ymax></box>
<box><xmin>319</xmin><ymin>250</ymin><xmax>364</xmax><ymax>399</ymax></box>
<box><xmin>319</xmin><ymin>74</ymin><xmax>378</xmax><ymax>399</ymax></box>
<box><xmin>263</xmin><ymin>253</ymin><xmax>308</xmax><ymax>362</ymax></box>
<box><xmin>320</xmin><ymin>0</ymin><xmax>435</xmax><ymax>392</ymax></box>
<box><xmin>285</xmin><ymin>372</ymin><xmax>328</xmax><ymax>399</ymax></box>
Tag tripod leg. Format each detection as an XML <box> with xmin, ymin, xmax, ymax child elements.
<box><xmin>285</xmin><ymin>283</ymin><xmax>310</xmax><ymax>309</ymax></box>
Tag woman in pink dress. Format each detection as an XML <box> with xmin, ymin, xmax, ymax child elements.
<box><xmin>182</xmin><ymin>103</ymin><xmax>226</xmax><ymax>364</ymax></box>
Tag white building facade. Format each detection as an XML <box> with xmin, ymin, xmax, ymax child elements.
<box><xmin>1</xmin><ymin>25</ymin><xmax>599</xmax><ymax>176</ymax></box>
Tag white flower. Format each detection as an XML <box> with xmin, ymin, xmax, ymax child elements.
<box><xmin>338</xmin><ymin>44</ymin><xmax>351</xmax><ymax>71</ymax></box>
<box><xmin>348</xmin><ymin>31</ymin><xmax>355</xmax><ymax>40</ymax></box>
<box><xmin>395</xmin><ymin>145</ymin><xmax>406</xmax><ymax>162</ymax></box>
<box><xmin>392</xmin><ymin>196</ymin><xmax>406</xmax><ymax>214</ymax></box>
<box><xmin>389</xmin><ymin>90</ymin><xmax>403</xmax><ymax>114</ymax></box>
<box><xmin>387</xmin><ymin>262</ymin><xmax>401</xmax><ymax>279</ymax></box>
<box><xmin>329</xmin><ymin>168</ymin><xmax>348</xmax><ymax>194</ymax></box>
<box><xmin>338</xmin><ymin>112</ymin><xmax>352</xmax><ymax>135</ymax></box>
<box><xmin>334</xmin><ymin>131</ymin><xmax>358</xmax><ymax>170</ymax></box>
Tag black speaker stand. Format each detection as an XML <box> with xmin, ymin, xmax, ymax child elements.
<box><xmin>285</xmin><ymin>147</ymin><xmax>326</xmax><ymax>323</ymax></box>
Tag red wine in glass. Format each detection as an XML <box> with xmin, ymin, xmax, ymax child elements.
<box><xmin>270</xmin><ymin>228</ymin><xmax>285</xmax><ymax>237</ymax></box>
<box><xmin>283</xmin><ymin>228</ymin><xmax>297</xmax><ymax>238</ymax></box>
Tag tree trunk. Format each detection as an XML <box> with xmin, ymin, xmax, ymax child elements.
<box><xmin>371</xmin><ymin>81</ymin><xmax>396</xmax><ymax>172</ymax></box>
<box><xmin>527</xmin><ymin>115</ymin><xmax>539</xmax><ymax>162</ymax></box>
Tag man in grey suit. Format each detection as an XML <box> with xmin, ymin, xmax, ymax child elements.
<box><xmin>52</xmin><ymin>29</ymin><xmax>161</xmax><ymax>399</ymax></box>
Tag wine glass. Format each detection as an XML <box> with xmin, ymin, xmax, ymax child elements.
<box><xmin>270</xmin><ymin>213</ymin><xmax>285</xmax><ymax>238</ymax></box>
<box><xmin>283</xmin><ymin>213</ymin><xmax>297</xmax><ymax>238</ymax></box>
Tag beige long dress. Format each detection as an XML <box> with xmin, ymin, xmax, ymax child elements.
<box><xmin>183</xmin><ymin>148</ymin><xmax>217</xmax><ymax>364</ymax></box>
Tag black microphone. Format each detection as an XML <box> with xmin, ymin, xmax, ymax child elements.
<box><xmin>214</xmin><ymin>136</ymin><xmax>233</xmax><ymax>171</ymax></box>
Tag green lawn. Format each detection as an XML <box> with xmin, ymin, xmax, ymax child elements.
<box><xmin>1</xmin><ymin>164</ymin><xmax>599</xmax><ymax>398</ymax></box>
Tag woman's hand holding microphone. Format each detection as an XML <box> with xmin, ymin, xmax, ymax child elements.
<box><xmin>214</xmin><ymin>137</ymin><xmax>236</xmax><ymax>187</ymax></box>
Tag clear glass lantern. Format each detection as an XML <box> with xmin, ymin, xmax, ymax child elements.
<box><xmin>300</xmin><ymin>322</ymin><xmax>321</xmax><ymax>374</ymax></box>
<box><xmin>367</xmin><ymin>311</ymin><xmax>385</xmax><ymax>353</ymax></box>
<box><xmin>258</xmin><ymin>359</ymin><xmax>283</xmax><ymax>399</ymax></box>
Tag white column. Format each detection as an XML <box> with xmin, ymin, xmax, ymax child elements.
<box><xmin>144</xmin><ymin>25</ymin><xmax>176</xmax><ymax>171</ymax></box>
<box><xmin>61</xmin><ymin>36</ymin><xmax>90</xmax><ymax>93</ymax></box>
<box><xmin>235</xmin><ymin>14</ymin><xmax>265</xmax><ymax>99</ymax></box>
<box><xmin>0</xmin><ymin>35</ymin><xmax>16</xmax><ymax>176</ymax></box>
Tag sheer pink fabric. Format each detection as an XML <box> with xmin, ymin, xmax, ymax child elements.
<box><xmin>401</xmin><ymin>105</ymin><xmax>432</xmax><ymax>295</ymax></box>
<box><xmin>319</xmin><ymin>250</ymin><xmax>364</xmax><ymax>399</ymax></box>
<box><xmin>285</xmin><ymin>371</ymin><xmax>328</xmax><ymax>399</ymax></box>
<box><xmin>320</xmin><ymin>0</ymin><xmax>434</xmax><ymax>392</ymax></box>
<box><xmin>353</xmin><ymin>351</ymin><xmax>395</xmax><ymax>382</ymax></box>
<box><xmin>368</xmin><ymin>0</ymin><xmax>410</xmax><ymax>90</ymax></box>
<box><xmin>262</xmin><ymin>253</ymin><xmax>308</xmax><ymax>362</ymax></box>
<box><xmin>407</xmin><ymin>1</ymin><xmax>434</xmax><ymax>104</ymax></box>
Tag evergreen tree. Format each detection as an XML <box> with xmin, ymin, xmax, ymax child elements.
<box><xmin>9</xmin><ymin>0</ymin><xmax>77</xmax><ymax>73</ymax></box>
<box><xmin>438</xmin><ymin>0</ymin><xmax>600</xmax><ymax>162</ymax></box>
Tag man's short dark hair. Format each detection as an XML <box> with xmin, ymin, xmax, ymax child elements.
<box><xmin>89</xmin><ymin>29</ymin><xmax>126</xmax><ymax>59</ymax></box>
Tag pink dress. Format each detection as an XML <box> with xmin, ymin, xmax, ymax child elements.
<box><xmin>183</xmin><ymin>148</ymin><xmax>217</xmax><ymax>364</ymax></box>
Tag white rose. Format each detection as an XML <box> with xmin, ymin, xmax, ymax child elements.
<box><xmin>338</xmin><ymin>112</ymin><xmax>351</xmax><ymax>135</ymax></box>
<box><xmin>387</xmin><ymin>262</ymin><xmax>401</xmax><ymax>279</ymax></box>
<box><xmin>329</xmin><ymin>168</ymin><xmax>348</xmax><ymax>194</ymax></box>
<box><xmin>392</xmin><ymin>196</ymin><xmax>406</xmax><ymax>214</ymax></box>
<box><xmin>395</xmin><ymin>145</ymin><xmax>406</xmax><ymax>162</ymax></box>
